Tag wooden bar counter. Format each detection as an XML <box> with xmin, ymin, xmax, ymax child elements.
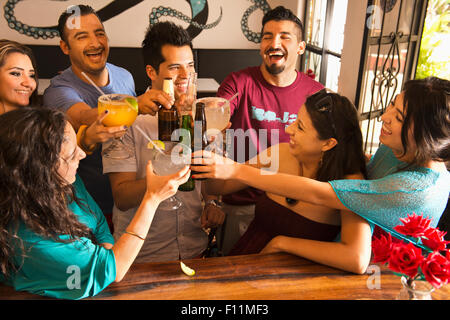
<box><xmin>0</xmin><ymin>253</ymin><xmax>449</xmax><ymax>300</ymax></box>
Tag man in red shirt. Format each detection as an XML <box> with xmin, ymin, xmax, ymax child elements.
<box><xmin>216</xmin><ymin>6</ymin><xmax>324</xmax><ymax>254</ymax></box>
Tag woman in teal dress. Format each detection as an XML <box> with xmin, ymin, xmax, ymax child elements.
<box><xmin>0</xmin><ymin>108</ymin><xmax>190</xmax><ymax>299</ymax></box>
<box><xmin>192</xmin><ymin>77</ymin><xmax>450</xmax><ymax>251</ymax></box>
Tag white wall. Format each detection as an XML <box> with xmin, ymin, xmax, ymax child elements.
<box><xmin>337</xmin><ymin>0</ymin><xmax>368</xmax><ymax>104</ymax></box>
<box><xmin>0</xmin><ymin>0</ymin><xmax>304</xmax><ymax>49</ymax></box>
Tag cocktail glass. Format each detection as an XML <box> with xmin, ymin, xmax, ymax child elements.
<box><xmin>193</xmin><ymin>97</ymin><xmax>230</xmax><ymax>155</ymax></box>
<box><xmin>193</xmin><ymin>97</ymin><xmax>230</xmax><ymax>132</ymax></box>
<box><xmin>178</xmin><ymin>72</ymin><xmax>197</xmax><ymax>116</ymax></box>
<box><xmin>152</xmin><ymin>141</ymin><xmax>190</xmax><ymax>210</ymax></box>
<box><xmin>98</xmin><ymin>93</ymin><xmax>138</xmax><ymax>159</ymax></box>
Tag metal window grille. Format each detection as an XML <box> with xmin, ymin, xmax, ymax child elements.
<box><xmin>355</xmin><ymin>0</ymin><xmax>427</xmax><ymax>154</ymax></box>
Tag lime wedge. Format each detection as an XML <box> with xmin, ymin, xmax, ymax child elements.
<box><xmin>180</xmin><ymin>261</ymin><xmax>195</xmax><ymax>276</ymax></box>
<box><xmin>125</xmin><ymin>97</ymin><xmax>139</xmax><ymax>112</ymax></box>
<box><xmin>147</xmin><ymin>140</ymin><xmax>165</xmax><ymax>150</ymax></box>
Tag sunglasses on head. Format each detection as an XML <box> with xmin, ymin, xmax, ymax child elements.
<box><xmin>312</xmin><ymin>90</ymin><xmax>337</xmax><ymax>138</ymax></box>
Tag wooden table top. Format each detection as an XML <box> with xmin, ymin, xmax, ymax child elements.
<box><xmin>1</xmin><ymin>252</ymin><xmax>449</xmax><ymax>300</ymax></box>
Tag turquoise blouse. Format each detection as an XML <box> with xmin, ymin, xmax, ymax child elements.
<box><xmin>329</xmin><ymin>144</ymin><xmax>450</xmax><ymax>243</ymax></box>
<box><xmin>2</xmin><ymin>175</ymin><xmax>116</xmax><ymax>299</ymax></box>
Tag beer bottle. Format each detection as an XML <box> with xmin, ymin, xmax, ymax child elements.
<box><xmin>158</xmin><ymin>78</ymin><xmax>179</xmax><ymax>142</ymax></box>
<box><xmin>192</xmin><ymin>102</ymin><xmax>208</xmax><ymax>180</ymax></box>
<box><xmin>178</xmin><ymin>113</ymin><xmax>195</xmax><ymax>191</ymax></box>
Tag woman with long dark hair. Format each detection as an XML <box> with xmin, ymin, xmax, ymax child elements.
<box><xmin>197</xmin><ymin>90</ymin><xmax>372</xmax><ymax>274</ymax></box>
<box><xmin>193</xmin><ymin>77</ymin><xmax>450</xmax><ymax>272</ymax></box>
<box><xmin>0</xmin><ymin>108</ymin><xmax>190</xmax><ymax>299</ymax></box>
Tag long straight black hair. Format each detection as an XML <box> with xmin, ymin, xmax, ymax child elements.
<box><xmin>305</xmin><ymin>90</ymin><xmax>367</xmax><ymax>181</ymax></box>
<box><xmin>400</xmin><ymin>77</ymin><xmax>450</xmax><ymax>167</ymax></box>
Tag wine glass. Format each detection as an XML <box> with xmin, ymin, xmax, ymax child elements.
<box><xmin>152</xmin><ymin>141</ymin><xmax>190</xmax><ymax>210</ymax></box>
<box><xmin>178</xmin><ymin>72</ymin><xmax>197</xmax><ymax>116</ymax></box>
<box><xmin>193</xmin><ymin>97</ymin><xmax>231</xmax><ymax>155</ymax></box>
<box><xmin>193</xmin><ymin>97</ymin><xmax>230</xmax><ymax>132</ymax></box>
<box><xmin>98</xmin><ymin>93</ymin><xmax>138</xmax><ymax>159</ymax></box>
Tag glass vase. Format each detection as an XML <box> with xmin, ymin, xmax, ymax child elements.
<box><xmin>396</xmin><ymin>276</ymin><xmax>434</xmax><ymax>300</ymax></box>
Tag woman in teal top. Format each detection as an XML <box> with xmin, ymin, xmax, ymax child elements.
<box><xmin>0</xmin><ymin>108</ymin><xmax>191</xmax><ymax>299</ymax></box>
<box><xmin>192</xmin><ymin>77</ymin><xmax>450</xmax><ymax>251</ymax></box>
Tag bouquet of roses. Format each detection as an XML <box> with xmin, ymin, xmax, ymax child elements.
<box><xmin>371</xmin><ymin>213</ymin><xmax>450</xmax><ymax>289</ymax></box>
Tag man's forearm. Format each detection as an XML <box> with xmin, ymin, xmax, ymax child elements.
<box><xmin>112</xmin><ymin>179</ymin><xmax>147</xmax><ymax>211</ymax></box>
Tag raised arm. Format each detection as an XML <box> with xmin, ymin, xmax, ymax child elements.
<box><xmin>204</xmin><ymin>177</ymin><xmax>248</xmax><ymax>196</ymax></box>
<box><xmin>192</xmin><ymin>149</ymin><xmax>346</xmax><ymax>210</ymax></box>
<box><xmin>111</xmin><ymin>161</ymin><xmax>190</xmax><ymax>282</ymax></box>
<box><xmin>67</xmin><ymin>102</ymin><xmax>99</xmax><ymax>130</ymax></box>
<box><xmin>202</xmin><ymin>144</ymin><xmax>278</xmax><ymax>196</ymax></box>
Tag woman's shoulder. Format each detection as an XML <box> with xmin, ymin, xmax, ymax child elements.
<box><xmin>344</xmin><ymin>172</ymin><xmax>365</xmax><ymax>180</ymax></box>
<box><xmin>259</xmin><ymin>143</ymin><xmax>298</xmax><ymax>173</ymax></box>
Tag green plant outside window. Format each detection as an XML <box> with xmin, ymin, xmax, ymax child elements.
<box><xmin>415</xmin><ymin>0</ymin><xmax>449</xmax><ymax>80</ymax></box>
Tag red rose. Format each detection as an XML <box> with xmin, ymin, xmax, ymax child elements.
<box><xmin>306</xmin><ymin>69</ymin><xmax>316</xmax><ymax>80</ymax></box>
<box><xmin>394</xmin><ymin>213</ymin><xmax>432</xmax><ymax>238</ymax></box>
<box><xmin>421</xmin><ymin>251</ymin><xmax>450</xmax><ymax>289</ymax></box>
<box><xmin>422</xmin><ymin>228</ymin><xmax>450</xmax><ymax>251</ymax></box>
<box><xmin>388</xmin><ymin>242</ymin><xmax>424</xmax><ymax>278</ymax></box>
<box><xmin>372</xmin><ymin>232</ymin><xmax>393</xmax><ymax>264</ymax></box>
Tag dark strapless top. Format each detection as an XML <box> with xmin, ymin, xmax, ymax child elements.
<box><xmin>228</xmin><ymin>193</ymin><xmax>341</xmax><ymax>255</ymax></box>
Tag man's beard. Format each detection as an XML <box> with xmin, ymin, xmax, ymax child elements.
<box><xmin>265</xmin><ymin>63</ymin><xmax>285</xmax><ymax>75</ymax></box>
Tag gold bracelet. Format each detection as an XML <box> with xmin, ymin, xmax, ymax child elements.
<box><xmin>76</xmin><ymin>125</ymin><xmax>96</xmax><ymax>155</ymax></box>
<box><xmin>124</xmin><ymin>230</ymin><xmax>145</xmax><ymax>241</ymax></box>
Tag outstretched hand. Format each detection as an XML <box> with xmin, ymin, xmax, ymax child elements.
<box><xmin>144</xmin><ymin>160</ymin><xmax>190</xmax><ymax>203</ymax></box>
<box><xmin>84</xmin><ymin>110</ymin><xmax>128</xmax><ymax>145</ymax></box>
<box><xmin>191</xmin><ymin>150</ymin><xmax>239</xmax><ymax>180</ymax></box>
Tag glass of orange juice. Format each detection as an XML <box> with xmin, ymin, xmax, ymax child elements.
<box><xmin>98</xmin><ymin>93</ymin><xmax>138</xmax><ymax>159</ymax></box>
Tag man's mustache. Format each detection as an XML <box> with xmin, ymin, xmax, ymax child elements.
<box><xmin>265</xmin><ymin>48</ymin><xmax>286</xmax><ymax>55</ymax></box>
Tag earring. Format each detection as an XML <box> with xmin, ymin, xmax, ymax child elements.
<box><xmin>318</xmin><ymin>151</ymin><xmax>324</xmax><ymax>167</ymax></box>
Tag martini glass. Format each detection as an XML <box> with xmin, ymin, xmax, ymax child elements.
<box><xmin>152</xmin><ymin>141</ymin><xmax>190</xmax><ymax>210</ymax></box>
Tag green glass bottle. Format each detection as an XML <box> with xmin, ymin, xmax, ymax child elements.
<box><xmin>178</xmin><ymin>114</ymin><xmax>195</xmax><ymax>191</ymax></box>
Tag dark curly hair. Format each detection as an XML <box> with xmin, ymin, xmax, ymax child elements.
<box><xmin>0</xmin><ymin>107</ymin><xmax>95</xmax><ymax>277</ymax></box>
